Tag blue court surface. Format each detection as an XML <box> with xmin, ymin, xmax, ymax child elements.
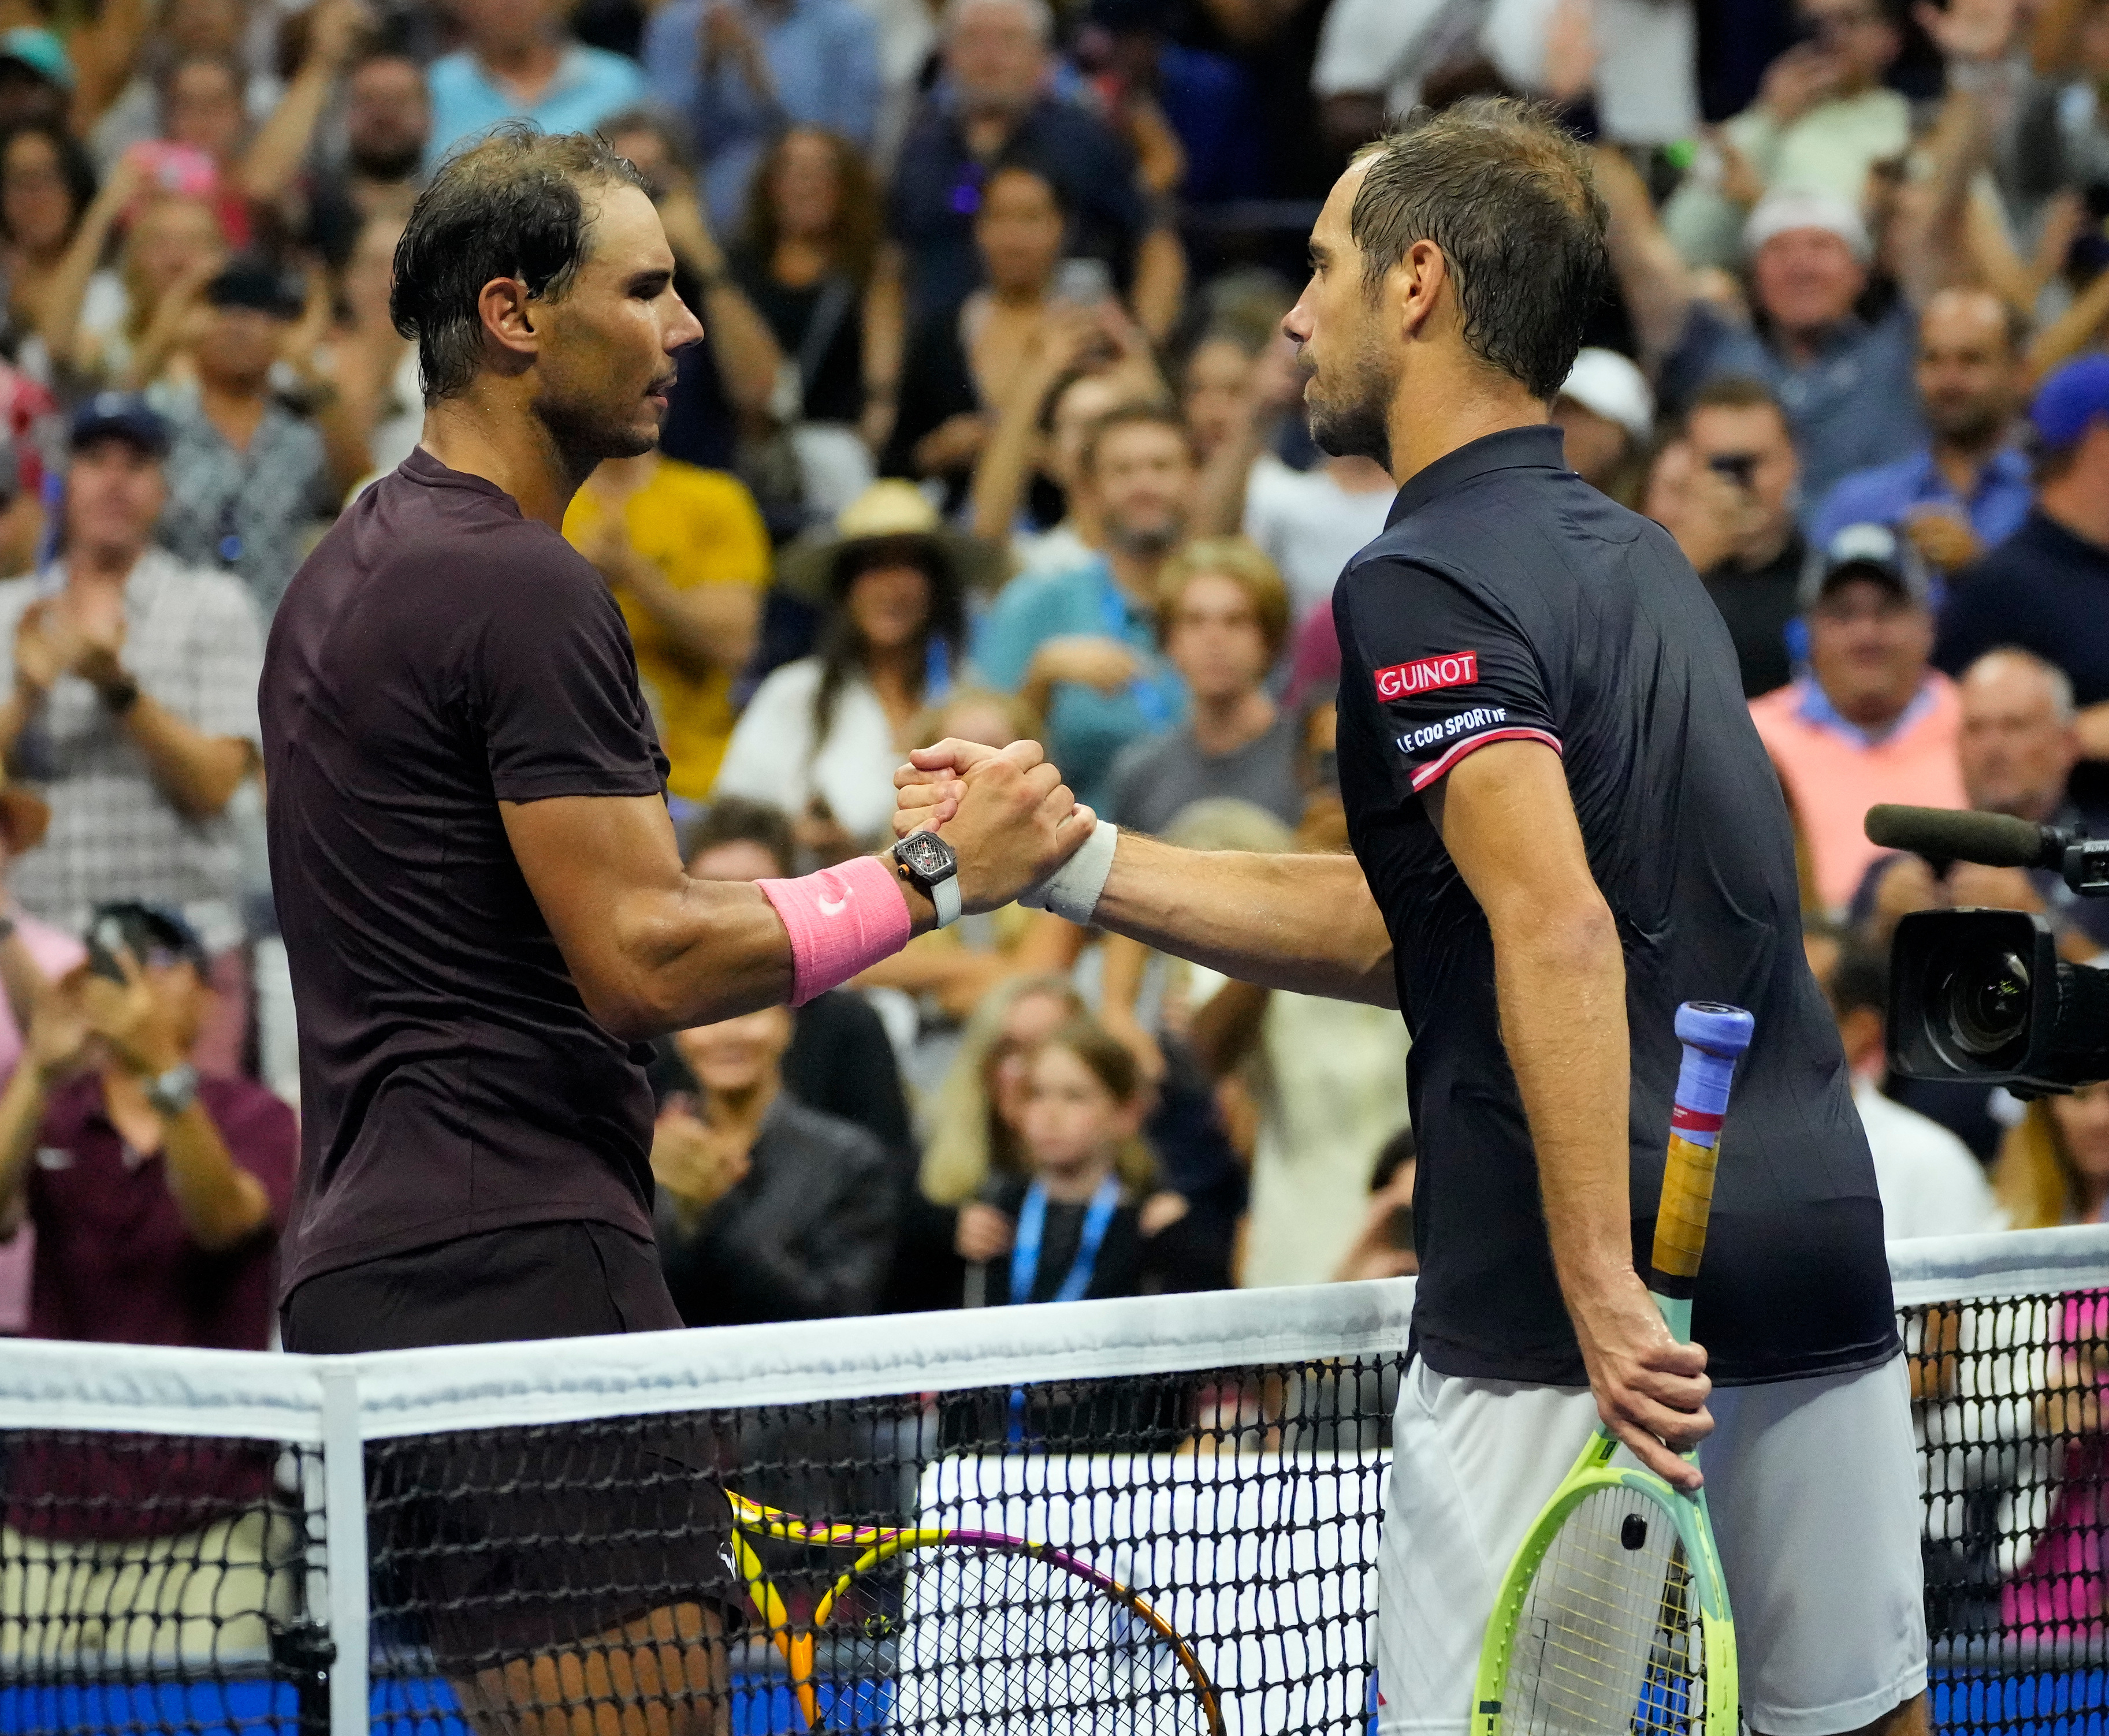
<box><xmin>0</xmin><ymin>1674</ymin><xmax>892</xmax><ymax>1735</ymax></box>
<box><xmin>5</xmin><ymin>1670</ymin><xmax>2097</xmax><ymax>1733</ymax></box>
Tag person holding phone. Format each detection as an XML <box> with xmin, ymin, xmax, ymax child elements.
<box><xmin>1650</xmin><ymin>374</ymin><xmax>1809</xmax><ymax>699</ymax></box>
<box><xmin>883</xmin><ymin>159</ymin><xmax>1091</xmax><ymax>511</ymax></box>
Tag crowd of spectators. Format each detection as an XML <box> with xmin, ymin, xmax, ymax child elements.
<box><xmin>0</xmin><ymin>0</ymin><xmax>2103</xmax><ymax>1414</ymax></box>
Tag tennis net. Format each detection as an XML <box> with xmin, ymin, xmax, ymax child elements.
<box><xmin>2</xmin><ymin>1225</ymin><xmax>2107</xmax><ymax>1734</ymax></box>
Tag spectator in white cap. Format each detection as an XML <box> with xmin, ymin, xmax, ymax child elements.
<box><xmin>1554</xmin><ymin>347</ymin><xmax>1652</xmax><ymax>508</ymax></box>
<box><xmin>1597</xmin><ymin>147</ymin><xmax>1926</xmax><ymax>507</ymax></box>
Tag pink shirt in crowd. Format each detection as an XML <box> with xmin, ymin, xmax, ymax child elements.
<box><xmin>0</xmin><ymin>916</ymin><xmax>88</xmax><ymax>1333</ymax></box>
<box><xmin>1748</xmin><ymin>672</ymin><xmax>1965</xmax><ymax>913</ymax></box>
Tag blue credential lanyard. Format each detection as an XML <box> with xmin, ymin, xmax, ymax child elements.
<box><xmin>1009</xmin><ymin>1173</ymin><xmax>1121</xmax><ymax>1306</ymax></box>
<box><xmin>1097</xmin><ymin>583</ymin><xmax>1174</xmax><ymax>731</ymax></box>
<box><xmin>1005</xmin><ymin>1172</ymin><xmax>1122</xmax><ymax>1443</ymax></box>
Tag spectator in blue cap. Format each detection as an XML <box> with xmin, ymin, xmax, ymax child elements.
<box><xmin>0</xmin><ymin>390</ymin><xmax>266</xmax><ymax>1077</ymax></box>
<box><xmin>0</xmin><ymin>29</ymin><xmax>73</xmax><ymax>132</ymax></box>
<box><xmin>150</xmin><ymin>256</ymin><xmax>361</xmax><ymax>619</ymax></box>
<box><xmin>1936</xmin><ymin>354</ymin><xmax>2109</xmax><ymax>761</ymax></box>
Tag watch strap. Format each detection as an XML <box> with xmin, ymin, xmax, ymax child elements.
<box><xmin>929</xmin><ymin>870</ymin><xmax>962</xmax><ymax>930</ymax></box>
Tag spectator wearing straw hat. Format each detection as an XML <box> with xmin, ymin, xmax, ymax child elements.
<box><xmin>714</xmin><ymin>479</ymin><xmax>998</xmax><ymax>859</ymax></box>
<box><xmin>1936</xmin><ymin>355</ymin><xmax>2109</xmax><ymax>759</ymax></box>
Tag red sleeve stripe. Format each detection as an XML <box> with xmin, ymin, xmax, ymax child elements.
<box><xmin>1407</xmin><ymin>727</ymin><xmax>1564</xmax><ymax>792</ymax></box>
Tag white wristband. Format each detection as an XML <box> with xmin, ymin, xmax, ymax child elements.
<box><xmin>1017</xmin><ymin>819</ymin><xmax>1118</xmax><ymax>926</ymax></box>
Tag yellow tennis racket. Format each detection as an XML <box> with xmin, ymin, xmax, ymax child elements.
<box><xmin>726</xmin><ymin>1488</ymin><xmax>1223</xmax><ymax>1735</ymax></box>
<box><xmin>1472</xmin><ymin>1000</ymin><xmax>1754</xmax><ymax>1736</ymax></box>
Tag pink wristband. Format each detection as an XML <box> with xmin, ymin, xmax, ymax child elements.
<box><xmin>757</xmin><ymin>855</ymin><xmax>913</xmax><ymax>1007</ymax></box>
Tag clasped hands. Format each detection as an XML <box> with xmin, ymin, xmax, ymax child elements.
<box><xmin>890</xmin><ymin>737</ymin><xmax>1094</xmax><ymax>913</ymax></box>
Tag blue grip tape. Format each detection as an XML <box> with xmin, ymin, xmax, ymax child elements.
<box><xmin>1671</xmin><ymin>1001</ymin><xmax>1753</xmax><ymax>1146</ymax></box>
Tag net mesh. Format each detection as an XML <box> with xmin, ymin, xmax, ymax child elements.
<box><xmin>5</xmin><ymin>1247</ymin><xmax>2109</xmax><ymax>1734</ymax></box>
<box><xmin>0</xmin><ymin>1433</ymin><xmax>327</xmax><ymax>1736</ymax></box>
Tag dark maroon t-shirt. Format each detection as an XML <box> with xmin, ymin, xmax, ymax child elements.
<box><xmin>260</xmin><ymin>449</ymin><xmax>670</xmax><ymax>1298</ymax></box>
<box><xmin>14</xmin><ymin>1072</ymin><xmax>296</xmax><ymax>1539</ymax></box>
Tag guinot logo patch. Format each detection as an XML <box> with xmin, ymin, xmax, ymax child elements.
<box><xmin>1373</xmin><ymin>650</ymin><xmax>1478</xmax><ymax>702</ymax></box>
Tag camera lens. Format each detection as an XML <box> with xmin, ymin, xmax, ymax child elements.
<box><xmin>1941</xmin><ymin>949</ymin><xmax>2032</xmax><ymax>1059</ymax></box>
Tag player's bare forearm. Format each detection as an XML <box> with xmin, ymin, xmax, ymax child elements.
<box><xmin>1092</xmin><ymin>832</ymin><xmax>1397</xmax><ymax>1007</ymax></box>
<box><xmin>505</xmin><ymin>792</ymin><xmax>821</xmax><ymax>1037</ymax></box>
<box><xmin>1487</xmin><ymin>886</ymin><xmax>1635</xmax><ymax>1307</ymax></box>
<box><xmin>507</xmin><ymin>757</ymin><xmax>1085</xmax><ymax>1037</ymax></box>
<box><xmin>1429</xmin><ymin>740</ymin><xmax>1709</xmax><ymax>1482</ymax></box>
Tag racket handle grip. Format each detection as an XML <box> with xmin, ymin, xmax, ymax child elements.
<box><xmin>1650</xmin><ymin>1001</ymin><xmax>1754</xmax><ymax>1296</ymax></box>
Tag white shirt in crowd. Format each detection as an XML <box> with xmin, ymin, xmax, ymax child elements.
<box><xmin>1188</xmin><ymin>963</ymin><xmax>1412</xmax><ymax>1288</ymax></box>
<box><xmin>1853</xmin><ymin>1077</ymin><xmax>2004</xmax><ymax>1241</ymax></box>
<box><xmin>1242</xmin><ymin>455</ymin><xmax>1396</xmax><ymax>623</ymax></box>
<box><xmin>714</xmin><ymin>657</ymin><xmax>901</xmax><ymax>846</ymax></box>
<box><xmin>1311</xmin><ymin>0</ymin><xmax>1698</xmax><ymax>146</ymax></box>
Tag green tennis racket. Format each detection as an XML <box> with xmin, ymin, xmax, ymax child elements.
<box><xmin>1472</xmin><ymin>999</ymin><xmax>1754</xmax><ymax>1736</ymax></box>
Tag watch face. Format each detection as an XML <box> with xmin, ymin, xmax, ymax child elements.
<box><xmin>897</xmin><ymin>830</ymin><xmax>955</xmax><ymax>881</ymax></box>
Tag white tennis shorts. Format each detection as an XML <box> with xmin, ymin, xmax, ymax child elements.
<box><xmin>1375</xmin><ymin>1352</ymin><xmax>1926</xmax><ymax>1735</ymax></box>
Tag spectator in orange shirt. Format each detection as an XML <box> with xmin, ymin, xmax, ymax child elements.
<box><xmin>1748</xmin><ymin>522</ymin><xmax>1965</xmax><ymax>912</ymax></box>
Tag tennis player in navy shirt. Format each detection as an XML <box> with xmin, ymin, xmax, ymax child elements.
<box><xmin>902</xmin><ymin>100</ymin><xmax>1925</xmax><ymax>1734</ymax></box>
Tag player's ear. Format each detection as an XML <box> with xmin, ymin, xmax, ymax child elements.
<box><xmin>477</xmin><ymin>275</ymin><xmax>541</xmax><ymax>371</ymax></box>
<box><xmin>1396</xmin><ymin>239</ymin><xmax>1449</xmax><ymax>343</ymax></box>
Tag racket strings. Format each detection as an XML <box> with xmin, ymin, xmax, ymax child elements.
<box><xmin>890</xmin><ymin>1545</ymin><xmax>1213</xmax><ymax>1735</ymax></box>
<box><xmin>1500</xmin><ymin>1487</ymin><xmax>1707</xmax><ymax>1736</ymax></box>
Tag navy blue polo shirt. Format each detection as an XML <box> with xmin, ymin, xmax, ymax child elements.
<box><xmin>1935</xmin><ymin>508</ymin><xmax>2109</xmax><ymax>704</ymax></box>
<box><xmin>1333</xmin><ymin>424</ymin><xmax>1896</xmax><ymax>1387</ymax></box>
<box><xmin>889</xmin><ymin>94</ymin><xmax>1152</xmax><ymax>322</ymax></box>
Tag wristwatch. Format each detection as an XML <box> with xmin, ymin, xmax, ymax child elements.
<box><xmin>891</xmin><ymin>830</ymin><xmax>961</xmax><ymax>929</ymax></box>
<box><xmin>144</xmin><ymin>1061</ymin><xmax>200</xmax><ymax>1119</ymax></box>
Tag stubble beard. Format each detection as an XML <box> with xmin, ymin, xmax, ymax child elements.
<box><xmin>1106</xmin><ymin>512</ymin><xmax>1185</xmax><ymax>562</ymax></box>
<box><xmin>534</xmin><ymin>381</ymin><xmax>661</xmax><ymax>480</ymax></box>
<box><xmin>1307</xmin><ymin>330</ymin><xmax>1398</xmax><ymax>473</ymax></box>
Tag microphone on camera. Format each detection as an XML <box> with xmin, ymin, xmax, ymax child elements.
<box><xmin>1863</xmin><ymin>804</ymin><xmax>2075</xmax><ymax>871</ymax></box>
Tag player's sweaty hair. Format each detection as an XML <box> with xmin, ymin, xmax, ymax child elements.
<box><xmin>390</xmin><ymin>122</ymin><xmax>650</xmax><ymax>404</ymax></box>
<box><xmin>1349</xmin><ymin>99</ymin><xmax>1608</xmax><ymax>403</ymax></box>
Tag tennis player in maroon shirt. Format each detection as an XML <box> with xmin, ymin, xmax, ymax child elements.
<box><xmin>261</xmin><ymin>124</ymin><xmax>1088</xmax><ymax>1735</ymax></box>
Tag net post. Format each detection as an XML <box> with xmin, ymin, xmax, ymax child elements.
<box><xmin>320</xmin><ymin>1363</ymin><xmax>370</xmax><ymax>1734</ymax></box>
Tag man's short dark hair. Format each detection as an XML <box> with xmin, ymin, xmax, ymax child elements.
<box><xmin>682</xmin><ymin>798</ymin><xmax>795</xmax><ymax>878</ymax></box>
<box><xmin>390</xmin><ymin>122</ymin><xmax>649</xmax><ymax>404</ymax></box>
<box><xmin>1078</xmin><ymin>401</ymin><xmax>1195</xmax><ymax>476</ymax></box>
<box><xmin>1828</xmin><ymin>938</ymin><xmax>1889</xmax><ymax>1022</ymax></box>
<box><xmin>1349</xmin><ymin>99</ymin><xmax>1608</xmax><ymax>402</ymax></box>
<box><xmin>1683</xmin><ymin>373</ymin><xmax>1791</xmax><ymax>437</ymax></box>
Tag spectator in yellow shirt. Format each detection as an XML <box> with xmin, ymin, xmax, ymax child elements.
<box><xmin>564</xmin><ymin>452</ymin><xmax>771</xmax><ymax>802</ymax></box>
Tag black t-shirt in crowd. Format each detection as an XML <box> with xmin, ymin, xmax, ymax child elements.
<box><xmin>1937</xmin><ymin>508</ymin><xmax>2109</xmax><ymax>704</ymax></box>
<box><xmin>261</xmin><ymin>449</ymin><xmax>671</xmax><ymax>1299</ymax></box>
<box><xmin>1333</xmin><ymin>425</ymin><xmax>1895</xmax><ymax>1388</ymax></box>
<box><xmin>1701</xmin><ymin>530</ymin><xmax>1807</xmax><ymax>699</ymax></box>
